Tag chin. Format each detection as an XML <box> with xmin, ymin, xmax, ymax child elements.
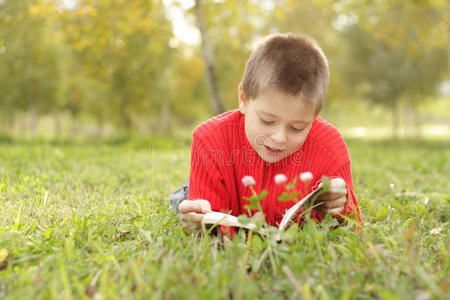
<box><xmin>259</xmin><ymin>153</ymin><xmax>285</xmax><ymax>164</ymax></box>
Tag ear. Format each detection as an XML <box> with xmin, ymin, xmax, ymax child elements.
<box><xmin>238</xmin><ymin>83</ymin><xmax>247</xmax><ymax>114</ymax></box>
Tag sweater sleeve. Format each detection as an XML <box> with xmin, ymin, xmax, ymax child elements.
<box><xmin>187</xmin><ymin>134</ymin><xmax>231</xmax><ymax>213</ymax></box>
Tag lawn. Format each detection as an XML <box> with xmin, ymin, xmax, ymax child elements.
<box><xmin>0</xmin><ymin>138</ymin><xmax>448</xmax><ymax>299</ymax></box>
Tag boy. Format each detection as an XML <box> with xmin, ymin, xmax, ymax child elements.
<box><xmin>173</xmin><ymin>33</ymin><xmax>360</xmax><ymax>230</ymax></box>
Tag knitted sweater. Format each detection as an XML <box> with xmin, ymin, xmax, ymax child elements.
<box><xmin>187</xmin><ymin>110</ymin><xmax>360</xmax><ymax>226</ymax></box>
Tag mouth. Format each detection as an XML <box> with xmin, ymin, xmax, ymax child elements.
<box><xmin>264</xmin><ymin>145</ymin><xmax>284</xmax><ymax>155</ymax></box>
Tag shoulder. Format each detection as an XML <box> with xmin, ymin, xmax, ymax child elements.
<box><xmin>190</xmin><ymin>110</ymin><xmax>242</xmax><ymax>167</ymax></box>
<box><xmin>193</xmin><ymin>109</ymin><xmax>242</xmax><ymax>139</ymax></box>
<box><xmin>307</xmin><ymin>117</ymin><xmax>350</xmax><ymax>164</ymax></box>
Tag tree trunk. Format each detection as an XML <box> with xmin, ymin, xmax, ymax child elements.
<box><xmin>194</xmin><ymin>0</ymin><xmax>225</xmax><ymax>116</ymax></box>
<box><xmin>405</xmin><ymin>96</ymin><xmax>422</xmax><ymax>139</ymax></box>
<box><xmin>19</xmin><ymin>114</ymin><xmax>26</xmax><ymax>138</ymax></box>
<box><xmin>2</xmin><ymin>106</ymin><xmax>14</xmax><ymax>134</ymax></box>
<box><xmin>53</xmin><ymin>110</ymin><xmax>61</xmax><ymax>138</ymax></box>
<box><xmin>159</xmin><ymin>98</ymin><xmax>171</xmax><ymax>133</ymax></box>
<box><xmin>1</xmin><ymin>111</ymin><xmax>5</xmax><ymax>133</ymax></box>
<box><xmin>96</xmin><ymin>115</ymin><xmax>104</xmax><ymax>137</ymax></box>
<box><xmin>413</xmin><ymin>110</ymin><xmax>423</xmax><ymax>139</ymax></box>
<box><xmin>448</xmin><ymin>0</ymin><xmax>450</xmax><ymax>72</ymax></box>
<box><xmin>392</xmin><ymin>99</ymin><xmax>399</xmax><ymax>140</ymax></box>
<box><xmin>71</xmin><ymin>112</ymin><xmax>78</xmax><ymax>138</ymax></box>
<box><xmin>412</xmin><ymin>108</ymin><xmax>422</xmax><ymax>140</ymax></box>
<box><xmin>120</xmin><ymin>96</ymin><xmax>132</xmax><ymax>130</ymax></box>
<box><xmin>29</xmin><ymin>102</ymin><xmax>38</xmax><ymax>138</ymax></box>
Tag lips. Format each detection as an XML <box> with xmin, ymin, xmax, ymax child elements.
<box><xmin>266</xmin><ymin>145</ymin><xmax>281</xmax><ymax>152</ymax></box>
<box><xmin>264</xmin><ymin>145</ymin><xmax>283</xmax><ymax>155</ymax></box>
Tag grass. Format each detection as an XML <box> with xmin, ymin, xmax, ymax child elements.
<box><xmin>0</xmin><ymin>138</ymin><xmax>448</xmax><ymax>299</ymax></box>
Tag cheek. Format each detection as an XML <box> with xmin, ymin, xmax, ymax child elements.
<box><xmin>245</xmin><ymin>123</ymin><xmax>258</xmax><ymax>144</ymax></box>
<box><xmin>251</xmin><ymin>129</ymin><xmax>265</xmax><ymax>147</ymax></box>
<box><xmin>247</xmin><ymin>120</ymin><xmax>265</xmax><ymax>136</ymax></box>
<box><xmin>289</xmin><ymin>134</ymin><xmax>308</xmax><ymax>149</ymax></box>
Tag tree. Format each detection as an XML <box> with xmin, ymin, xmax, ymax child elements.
<box><xmin>194</xmin><ymin>0</ymin><xmax>225</xmax><ymax>115</ymax></box>
<box><xmin>0</xmin><ymin>0</ymin><xmax>68</xmax><ymax>136</ymax></box>
<box><xmin>338</xmin><ymin>0</ymin><xmax>448</xmax><ymax>138</ymax></box>
<box><xmin>60</xmin><ymin>0</ymin><xmax>175</xmax><ymax>130</ymax></box>
<box><xmin>176</xmin><ymin>0</ymin><xmax>267</xmax><ymax>112</ymax></box>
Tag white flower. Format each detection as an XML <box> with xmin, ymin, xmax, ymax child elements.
<box><xmin>429</xmin><ymin>227</ymin><xmax>442</xmax><ymax>235</ymax></box>
<box><xmin>390</xmin><ymin>183</ymin><xmax>395</xmax><ymax>189</ymax></box>
<box><xmin>274</xmin><ymin>174</ymin><xmax>287</xmax><ymax>185</ymax></box>
<box><xmin>241</xmin><ymin>175</ymin><xmax>256</xmax><ymax>187</ymax></box>
<box><xmin>299</xmin><ymin>171</ymin><xmax>313</xmax><ymax>182</ymax></box>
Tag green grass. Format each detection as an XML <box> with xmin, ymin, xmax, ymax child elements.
<box><xmin>0</xmin><ymin>139</ymin><xmax>448</xmax><ymax>299</ymax></box>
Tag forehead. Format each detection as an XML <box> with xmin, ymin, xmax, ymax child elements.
<box><xmin>251</xmin><ymin>91</ymin><xmax>316</xmax><ymax>123</ymax></box>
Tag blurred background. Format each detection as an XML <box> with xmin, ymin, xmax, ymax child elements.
<box><xmin>0</xmin><ymin>0</ymin><xmax>448</xmax><ymax>141</ymax></box>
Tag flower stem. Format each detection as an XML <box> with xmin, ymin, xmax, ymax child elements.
<box><xmin>250</xmin><ymin>185</ymin><xmax>257</xmax><ymax>197</ymax></box>
<box><xmin>243</xmin><ymin>230</ymin><xmax>253</xmax><ymax>268</ymax></box>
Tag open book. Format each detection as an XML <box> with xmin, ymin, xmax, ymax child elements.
<box><xmin>202</xmin><ymin>185</ymin><xmax>347</xmax><ymax>238</ymax></box>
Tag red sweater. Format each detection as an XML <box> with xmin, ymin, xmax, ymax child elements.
<box><xmin>188</xmin><ymin>110</ymin><xmax>360</xmax><ymax>226</ymax></box>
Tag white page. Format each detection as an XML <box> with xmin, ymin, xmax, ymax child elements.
<box><xmin>276</xmin><ymin>186</ymin><xmax>347</xmax><ymax>240</ymax></box>
<box><xmin>201</xmin><ymin>186</ymin><xmax>347</xmax><ymax>237</ymax></box>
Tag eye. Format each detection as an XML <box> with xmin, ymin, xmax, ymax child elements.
<box><xmin>290</xmin><ymin>126</ymin><xmax>304</xmax><ymax>132</ymax></box>
<box><xmin>260</xmin><ymin>118</ymin><xmax>274</xmax><ymax>125</ymax></box>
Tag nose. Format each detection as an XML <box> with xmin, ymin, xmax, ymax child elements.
<box><xmin>270</xmin><ymin>127</ymin><xmax>287</xmax><ymax>144</ymax></box>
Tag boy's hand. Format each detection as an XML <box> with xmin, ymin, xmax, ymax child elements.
<box><xmin>314</xmin><ymin>178</ymin><xmax>348</xmax><ymax>217</ymax></box>
<box><xmin>179</xmin><ymin>199</ymin><xmax>212</xmax><ymax>229</ymax></box>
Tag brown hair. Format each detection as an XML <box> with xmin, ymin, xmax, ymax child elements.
<box><xmin>241</xmin><ymin>33</ymin><xmax>329</xmax><ymax>113</ymax></box>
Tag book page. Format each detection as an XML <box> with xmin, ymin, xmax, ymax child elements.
<box><xmin>202</xmin><ymin>211</ymin><xmax>257</xmax><ymax>230</ymax></box>
<box><xmin>276</xmin><ymin>186</ymin><xmax>347</xmax><ymax>239</ymax></box>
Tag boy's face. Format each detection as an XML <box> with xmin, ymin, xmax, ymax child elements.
<box><xmin>239</xmin><ymin>86</ymin><xmax>316</xmax><ymax>163</ymax></box>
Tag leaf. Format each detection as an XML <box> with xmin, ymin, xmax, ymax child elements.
<box><xmin>0</xmin><ymin>249</ymin><xmax>8</xmax><ymax>264</ymax></box>
<box><xmin>250</xmin><ymin>234</ymin><xmax>264</xmax><ymax>254</ymax></box>
<box><xmin>244</xmin><ymin>203</ymin><xmax>259</xmax><ymax>211</ymax></box>
<box><xmin>278</xmin><ymin>192</ymin><xmax>291</xmax><ymax>201</ymax></box>
<box><xmin>290</xmin><ymin>191</ymin><xmax>299</xmax><ymax>200</ymax></box>
<box><xmin>256</xmin><ymin>190</ymin><xmax>269</xmax><ymax>201</ymax></box>
<box><xmin>284</xmin><ymin>222</ymin><xmax>299</xmax><ymax>242</ymax></box>
<box><xmin>250</xmin><ymin>211</ymin><xmax>266</xmax><ymax>226</ymax></box>
<box><xmin>285</xmin><ymin>177</ymin><xmax>297</xmax><ymax>190</ymax></box>
<box><xmin>402</xmin><ymin>222</ymin><xmax>416</xmax><ymax>241</ymax></box>
<box><xmin>237</xmin><ymin>215</ymin><xmax>251</xmax><ymax>225</ymax></box>
<box><xmin>321</xmin><ymin>175</ymin><xmax>331</xmax><ymax>192</ymax></box>
<box><xmin>376</xmin><ymin>206</ymin><xmax>390</xmax><ymax>219</ymax></box>
<box><xmin>243</xmin><ymin>189</ymin><xmax>268</xmax><ymax>210</ymax></box>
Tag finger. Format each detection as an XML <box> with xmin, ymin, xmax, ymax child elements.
<box><xmin>197</xmin><ymin>200</ymin><xmax>212</xmax><ymax>214</ymax></box>
<box><xmin>318</xmin><ymin>193</ymin><xmax>341</xmax><ymax>203</ymax></box>
<box><xmin>178</xmin><ymin>201</ymin><xmax>195</xmax><ymax>214</ymax></box>
<box><xmin>320</xmin><ymin>189</ymin><xmax>348</xmax><ymax>202</ymax></box>
<box><xmin>180</xmin><ymin>212</ymin><xmax>204</xmax><ymax>223</ymax></box>
<box><xmin>179</xmin><ymin>201</ymin><xmax>201</xmax><ymax>214</ymax></box>
<box><xmin>179</xmin><ymin>200</ymin><xmax>212</xmax><ymax>214</ymax></box>
<box><xmin>327</xmin><ymin>206</ymin><xmax>345</xmax><ymax>216</ymax></box>
<box><xmin>314</xmin><ymin>196</ymin><xmax>346</xmax><ymax>216</ymax></box>
<box><xmin>330</xmin><ymin>178</ymin><xmax>347</xmax><ymax>191</ymax></box>
<box><xmin>323</xmin><ymin>197</ymin><xmax>347</xmax><ymax>209</ymax></box>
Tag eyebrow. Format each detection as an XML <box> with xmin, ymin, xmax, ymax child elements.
<box><xmin>258</xmin><ymin>110</ymin><xmax>310</xmax><ymax>124</ymax></box>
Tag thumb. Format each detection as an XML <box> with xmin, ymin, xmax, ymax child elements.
<box><xmin>179</xmin><ymin>199</ymin><xmax>212</xmax><ymax>214</ymax></box>
<box><xmin>196</xmin><ymin>199</ymin><xmax>212</xmax><ymax>214</ymax></box>
<box><xmin>331</xmin><ymin>178</ymin><xmax>346</xmax><ymax>189</ymax></box>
